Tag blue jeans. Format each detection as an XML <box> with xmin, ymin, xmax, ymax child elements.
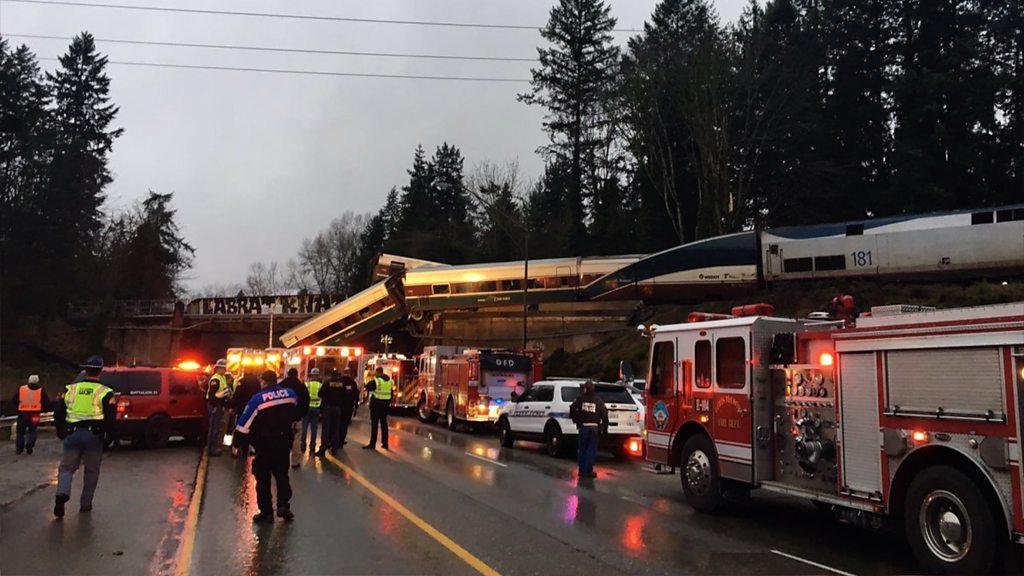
<box><xmin>301</xmin><ymin>407</ymin><xmax>320</xmax><ymax>451</ymax></box>
<box><xmin>15</xmin><ymin>413</ymin><xmax>39</xmax><ymax>452</ymax></box>
<box><xmin>577</xmin><ymin>425</ymin><xmax>599</xmax><ymax>475</ymax></box>
<box><xmin>206</xmin><ymin>405</ymin><xmax>223</xmax><ymax>453</ymax></box>
<box><xmin>57</xmin><ymin>428</ymin><xmax>104</xmax><ymax>506</ymax></box>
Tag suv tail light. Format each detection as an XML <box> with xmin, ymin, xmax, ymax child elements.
<box><xmin>116</xmin><ymin>399</ymin><xmax>131</xmax><ymax>417</ymax></box>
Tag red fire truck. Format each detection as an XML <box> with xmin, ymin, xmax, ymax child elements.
<box><xmin>415</xmin><ymin>347</ymin><xmax>541</xmax><ymax>431</ymax></box>
<box><xmin>641</xmin><ymin>301</ymin><xmax>1023</xmax><ymax>574</ymax></box>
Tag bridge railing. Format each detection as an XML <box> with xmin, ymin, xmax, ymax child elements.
<box><xmin>67</xmin><ymin>299</ymin><xmax>179</xmax><ymax>321</ymax></box>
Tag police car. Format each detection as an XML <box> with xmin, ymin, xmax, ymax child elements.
<box><xmin>496</xmin><ymin>379</ymin><xmax>644</xmax><ymax>458</ymax></box>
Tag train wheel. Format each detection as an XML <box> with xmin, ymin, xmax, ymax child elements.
<box><xmin>905</xmin><ymin>466</ymin><xmax>997</xmax><ymax>575</ymax></box>
<box><xmin>446</xmin><ymin>398</ymin><xmax>457</xmax><ymax>431</ymax></box>
<box><xmin>417</xmin><ymin>395</ymin><xmax>437</xmax><ymax>424</ymax></box>
<box><xmin>679</xmin><ymin>434</ymin><xmax>724</xmax><ymax>513</ymax></box>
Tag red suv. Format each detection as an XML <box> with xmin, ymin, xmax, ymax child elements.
<box><xmin>99</xmin><ymin>365</ymin><xmax>207</xmax><ymax>448</ymax></box>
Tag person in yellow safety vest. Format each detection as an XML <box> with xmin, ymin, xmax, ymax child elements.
<box><xmin>11</xmin><ymin>374</ymin><xmax>50</xmax><ymax>455</ymax></box>
<box><xmin>362</xmin><ymin>367</ymin><xmax>393</xmax><ymax>451</ymax></box>
<box><xmin>301</xmin><ymin>367</ymin><xmax>323</xmax><ymax>454</ymax></box>
<box><xmin>53</xmin><ymin>355</ymin><xmax>116</xmax><ymax>518</ymax></box>
<box><xmin>205</xmin><ymin>359</ymin><xmax>230</xmax><ymax>457</ymax></box>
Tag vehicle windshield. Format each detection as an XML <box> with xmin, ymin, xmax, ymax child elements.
<box><xmin>560</xmin><ymin>384</ymin><xmax>634</xmax><ymax>404</ymax></box>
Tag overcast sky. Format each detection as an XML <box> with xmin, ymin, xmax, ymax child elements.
<box><xmin>2</xmin><ymin>0</ymin><xmax>749</xmax><ymax>291</ymax></box>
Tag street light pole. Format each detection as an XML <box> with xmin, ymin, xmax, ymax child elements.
<box><xmin>522</xmin><ymin>231</ymin><xmax>528</xmax><ymax>350</ymax></box>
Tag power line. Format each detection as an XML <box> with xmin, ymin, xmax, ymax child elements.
<box><xmin>7</xmin><ymin>33</ymin><xmax>537</xmax><ymax>62</ymax></box>
<box><xmin>38</xmin><ymin>56</ymin><xmax>531</xmax><ymax>82</ymax></box>
<box><xmin>4</xmin><ymin>0</ymin><xmax>641</xmax><ymax>32</ymax></box>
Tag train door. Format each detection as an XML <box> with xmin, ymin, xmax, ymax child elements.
<box><xmin>765</xmin><ymin>244</ymin><xmax>782</xmax><ymax>279</ymax></box>
<box><xmin>711</xmin><ymin>327</ymin><xmax>754</xmax><ymax>482</ymax></box>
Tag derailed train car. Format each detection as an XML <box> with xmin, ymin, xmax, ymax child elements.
<box><xmin>280</xmin><ymin>204</ymin><xmax>1024</xmax><ymax>347</ymax></box>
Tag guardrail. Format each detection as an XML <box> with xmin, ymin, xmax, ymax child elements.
<box><xmin>67</xmin><ymin>299</ymin><xmax>178</xmax><ymax>321</ymax></box>
<box><xmin>0</xmin><ymin>412</ymin><xmax>54</xmax><ymax>427</ymax></box>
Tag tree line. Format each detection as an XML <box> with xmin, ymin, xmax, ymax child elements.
<box><xmin>277</xmin><ymin>0</ymin><xmax>1022</xmax><ymax>295</ymax></box>
<box><xmin>1</xmin><ymin>34</ymin><xmax>193</xmax><ymax>322</ymax></box>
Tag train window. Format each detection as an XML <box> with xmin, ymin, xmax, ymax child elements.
<box><xmin>845</xmin><ymin>223</ymin><xmax>864</xmax><ymax>236</ymax></box>
<box><xmin>649</xmin><ymin>341</ymin><xmax>675</xmax><ymax>396</ymax></box>
<box><xmin>996</xmin><ymin>209</ymin><xmax>1020</xmax><ymax>222</ymax></box>
<box><xmin>432</xmin><ymin>284</ymin><xmax>451</xmax><ymax>295</ymax></box>
<box><xmin>783</xmin><ymin>257</ymin><xmax>813</xmax><ymax>273</ymax></box>
<box><xmin>972</xmin><ymin>211</ymin><xmax>994</xmax><ymax>224</ymax></box>
<box><xmin>453</xmin><ymin>282</ymin><xmax>477</xmax><ymax>294</ymax></box>
<box><xmin>695</xmin><ymin>341</ymin><xmax>712</xmax><ymax>389</ymax></box>
<box><xmin>814</xmin><ymin>255</ymin><xmax>846</xmax><ymax>271</ymax></box>
<box><xmin>501</xmin><ymin>279</ymin><xmax>521</xmax><ymax>291</ymax></box>
<box><xmin>478</xmin><ymin>281</ymin><xmax>497</xmax><ymax>292</ymax></box>
<box><xmin>716</xmin><ymin>338</ymin><xmax>747</xmax><ymax>389</ymax></box>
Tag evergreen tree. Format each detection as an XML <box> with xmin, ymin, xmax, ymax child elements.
<box><xmin>349</xmin><ymin>188</ymin><xmax>399</xmax><ymax>291</ymax></box>
<box><xmin>125</xmin><ymin>191</ymin><xmax>195</xmax><ymax>298</ymax></box>
<box><xmin>43</xmin><ymin>32</ymin><xmax>123</xmax><ymax>306</ymax></box>
<box><xmin>519</xmin><ymin>0</ymin><xmax>620</xmax><ymax>254</ymax></box>
<box><xmin>988</xmin><ymin>0</ymin><xmax>1024</xmax><ymax>204</ymax></box>
<box><xmin>429</xmin><ymin>143</ymin><xmax>475</xmax><ymax>263</ymax></box>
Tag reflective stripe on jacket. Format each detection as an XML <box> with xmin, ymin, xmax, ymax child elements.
<box><xmin>307</xmin><ymin>380</ymin><xmax>323</xmax><ymax>408</ymax></box>
<box><xmin>371</xmin><ymin>377</ymin><xmax>393</xmax><ymax>401</ymax></box>
<box><xmin>64</xmin><ymin>380</ymin><xmax>113</xmax><ymax>423</ymax></box>
<box><xmin>18</xmin><ymin>385</ymin><xmax>42</xmax><ymax>412</ymax></box>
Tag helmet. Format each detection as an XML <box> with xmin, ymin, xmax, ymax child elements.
<box><xmin>215</xmin><ymin>359</ymin><xmax>228</xmax><ymax>369</ymax></box>
<box><xmin>81</xmin><ymin>355</ymin><xmax>104</xmax><ymax>369</ymax></box>
<box><xmin>309</xmin><ymin>367</ymin><xmax>320</xmax><ymax>376</ymax></box>
<box><xmin>28</xmin><ymin>374</ymin><xmax>40</xmax><ymax>384</ymax></box>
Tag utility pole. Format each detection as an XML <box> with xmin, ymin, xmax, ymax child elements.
<box><xmin>522</xmin><ymin>231</ymin><xmax>528</xmax><ymax>350</ymax></box>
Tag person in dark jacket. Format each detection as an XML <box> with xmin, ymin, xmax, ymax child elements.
<box><xmin>363</xmin><ymin>367</ymin><xmax>393</xmax><ymax>451</ymax></box>
<box><xmin>11</xmin><ymin>374</ymin><xmax>50</xmax><ymax>455</ymax></box>
<box><xmin>569</xmin><ymin>380</ymin><xmax>608</xmax><ymax>479</ymax></box>
<box><xmin>336</xmin><ymin>368</ymin><xmax>360</xmax><ymax>447</ymax></box>
<box><xmin>53</xmin><ymin>355</ymin><xmax>116</xmax><ymax>517</ymax></box>
<box><xmin>236</xmin><ymin>370</ymin><xmax>297</xmax><ymax>523</ymax></box>
<box><xmin>230</xmin><ymin>368</ymin><xmax>261</xmax><ymax>458</ymax></box>
<box><xmin>279</xmin><ymin>368</ymin><xmax>310</xmax><ymax>468</ymax></box>
<box><xmin>317</xmin><ymin>369</ymin><xmax>359</xmax><ymax>456</ymax></box>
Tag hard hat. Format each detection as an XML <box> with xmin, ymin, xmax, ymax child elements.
<box><xmin>309</xmin><ymin>367</ymin><xmax>320</xmax><ymax>375</ymax></box>
<box><xmin>81</xmin><ymin>355</ymin><xmax>104</xmax><ymax>369</ymax></box>
<box><xmin>215</xmin><ymin>359</ymin><xmax>228</xmax><ymax>368</ymax></box>
<box><xmin>28</xmin><ymin>374</ymin><xmax>40</xmax><ymax>384</ymax></box>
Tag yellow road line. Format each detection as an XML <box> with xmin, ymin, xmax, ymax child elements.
<box><xmin>324</xmin><ymin>453</ymin><xmax>501</xmax><ymax>576</ymax></box>
<box><xmin>174</xmin><ymin>450</ymin><xmax>209</xmax><ymax>576</ymax></box>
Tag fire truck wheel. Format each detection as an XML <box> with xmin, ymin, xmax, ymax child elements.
<box><xmin>905</xmin><ymin>466</ymin><xmax>997</xmax><ymax>575</ymax></box>
<box><xmin>417</xmin><ymin>396</ymin><xmax>437</xmax><ymax>424</ymax></box>
<box><xmin>679</xmin><ymin>434</ymin><xmax>724</xmax><ymax>513</ymax></box>
<box><xmin>498</xmin><ymin>418</ymin><xmax>515</xmax><ymax>448</ymax></box>
<box><xmin>446</xmin><ymin>398</ymin><xmax>458</xmax><ymax>431</ymax></box>
<box><xmin>544</xmin><ymin>423</ymin><xmax>567</xmax><ymax>457</ymax></box>
<box><xmin>144</xmin><ymin>414</ymin><xmax>171</xmax><ymax>449</ymax></box>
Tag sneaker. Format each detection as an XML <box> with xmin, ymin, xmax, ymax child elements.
<box><xmin>16</xmin><ymin>449</ymin><xmax>23</xmax><ymax>455</ymax></box>
<box><xmin>277</xmin><ymin>507</ymin><xmax>294</xmax><ymax>521</ymax></box>
<box><xmin>54</xmin><ymin>493</ymin><xmax>70</xmax><ymax>518</ymax></box>
<box><xmin>252</xmin><ymin>512</ymin><xmax>274</xmax><ymax>524</ymax></box>
<box><xmin>80</xmin><ymin>505</ymin><xmax>93</xmax><ymax>513</ymax></box>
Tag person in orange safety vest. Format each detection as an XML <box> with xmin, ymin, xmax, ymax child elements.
<box><xmin>11</xmin><ymin>374</ymin><xmax>50</xmax><ymax>455</ymax></box>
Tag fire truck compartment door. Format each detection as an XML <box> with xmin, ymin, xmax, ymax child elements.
<box><xmin>839</xmin><ymin>352</ymin><xmax>882</xmax><ymax>496</ymax></box>
<box><xmin>711</xmin><ymin>330</ymin><xmax>753</xmax><ymax>482</ymax></box>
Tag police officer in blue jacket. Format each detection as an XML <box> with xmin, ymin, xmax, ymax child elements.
<box><xmin>236</xmin><ymin>370</ymin><xmax>297</xmax><ymax>523</ymax></box>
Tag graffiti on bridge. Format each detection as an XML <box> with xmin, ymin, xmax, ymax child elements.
<box><xmin>186</xmin><ymin>294</ymin><xmax>345</xmax><ymax>316</ymax></box>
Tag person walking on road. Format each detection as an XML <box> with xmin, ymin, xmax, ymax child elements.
<box><xmin>301</xmin><ymin>368</ymin><xmax>323</xmax><ymax>454</ymax></box>
<box><xmin>230</xmin><ymin>367</ymin><xmax>260</xmax><ymax>458</ymax></box>
<box><xmin>12</xmin><ymin>374</ymin><xmax>50</xmax><ymax>455</ymax></box>
<box><xmin>205</xmin><ymin>359</ymin><xmax>231</xmax><ymax>456</ymax></box>
<box><xmin>279</xmin><ymin>368</ymin><xmax>310</xmax><ymax>468</ymax></box>
<box><xmin>569</xmin><ymin>380</ymin><xmax>607</xmax><ymax>479</ymax></box>
<box><xmin>236</xmin><ymin>370</ymin><xmax>298</xmax><ymax>523</ymax></box>
<box><xmin>53</xmin><ymin>355</ymin><xmax>116</xmax><ymax>518</ymax></box>
<box><xmin>317</xmin><ymin>369</ymin><xmax>356</xmax><ymax>456</ymax></box>
<box><xmin>363</xmin><ymin>367</ymin><xmax>393</xmax><ymax>451</ymax></box>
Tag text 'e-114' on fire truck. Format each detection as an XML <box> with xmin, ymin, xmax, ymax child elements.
<box><xmin>640</xmin><ymin>301</ymin><xmax>1024</xmax><ymax>575</ymax></box>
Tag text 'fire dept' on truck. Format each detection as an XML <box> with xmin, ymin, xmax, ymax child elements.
<box><xmin>640</xmin><ymin>301</ymin><xmax>1024</xmax><ymax>575</ymax></box>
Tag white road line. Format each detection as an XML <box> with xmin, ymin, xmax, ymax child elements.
<box><xmin>465</xmin><ymin>452</ymin><xmax>508</xmax><ymax>467</ymax></box>
<box><xmin>770</xmin><ymin>550</ymin><xmax>856</xmax><ymax>576</ymax></box>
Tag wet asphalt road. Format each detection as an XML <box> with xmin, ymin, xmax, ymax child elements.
<box><xmin>2</xmin><ymin>414</ymin><xmax>922</xmax><ymax>575</ymax></box>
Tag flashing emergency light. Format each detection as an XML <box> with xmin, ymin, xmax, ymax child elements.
<box><xmin>341</xmin><ymin>347</ymin><xmax>350</xmax><ymax>357</ymax></box>
<box><xmin>241</xmin><ymin>357</ymin><xmax>253</xmax><ymax>366</ymax></box>
<box><xmin>303</xmin><ymin>346</ymin><xmax>312</xmax><ymax>356</ymax></box>
<box><xmin>316</xmin><ymin>347</ymin><xmax>326</xmax><ymax>357</ymax></box>
<box><xmin>912</xmin><ymin>430</ymin><xmax>929</xmax><ymax>443</ymax></box>
<box><xmin>392</xmin><ymin>365</ymin><xmax>400</xmax><ymax>374</ymax></box>
<box><xmin>288</xmin><ymin>356</ymin><xmax>301</xmax><ymax>365</ymax></box>
<box><xmin>228</xmin><ymin>353</ymin><xmax>242</xmax><ymax>363</ymax></box>
<box><xmin>177</xmin><ymin>360</ymin><xmax>202</xmax><ymax>371</ymax></box>
<box><xmin>627</xmin><ymin>439</ymin><xmax>643</xmax><ymax>456</ymax></box>
<box><xmin>354</xmin><ymin>348</ymin><xmax>362</xmax><ymax>357</ymax></box>
<box><xmin>819</xmin><ymin>352</ymin><xmax>835</xmax><ymax>367</ymax></box>
<box><xmin>253</xmin><ymin>356</ymin><xmax>265</xmax><ymax>366</ymax></box>
<box><xmin>266</xmin><ymin>353</ymin><xmax>280</xmax><ymax>363</ymax></box>
<box><xmin>698</xmin><ymin>414</ymin><xmax>710</xmax><ymax>424</ymax></box>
